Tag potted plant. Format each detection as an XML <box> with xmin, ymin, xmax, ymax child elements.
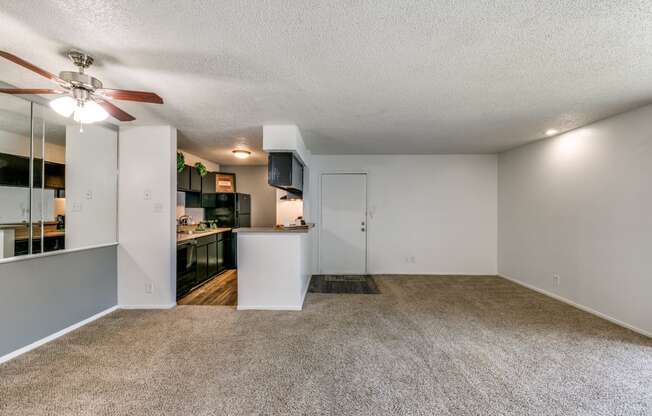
<box><xmin>176</xmin><ymin>152</ymin><xmax>185</xmax><ymax>173</ymax></box>
<box><xmin>195</xmin><ymin>162</ymin><xmax>208</xmax><ymax>177</ymax></box>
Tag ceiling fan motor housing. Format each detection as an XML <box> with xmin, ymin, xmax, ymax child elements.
<box><xmin>59</xmin><ymin>71</ymin><xmax>103</xmax><ymax>91</ymax></box>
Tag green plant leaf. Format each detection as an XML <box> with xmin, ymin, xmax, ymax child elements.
<box><xmin>195</xmin><ymin>162</ymin><xmax>208</xmax><ymax>177</ymax></box>
<box><xmin>176</xmin><ymin>152</ymin><xmax>185</xmax><ymax>173</ymax></box>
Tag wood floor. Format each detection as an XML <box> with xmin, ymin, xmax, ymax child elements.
<box><xmin>177</xmin><ymin>269</ymin><xmax>237</xmax><ymax>306</ymax></box>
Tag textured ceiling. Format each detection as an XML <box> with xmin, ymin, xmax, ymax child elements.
<box><xmin>1</xmin><ymin>1</ymin><xmax>651</xmax><ymax>163</ymax></box>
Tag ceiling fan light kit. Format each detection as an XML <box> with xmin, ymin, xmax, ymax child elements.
<box><xmin>0</xmin><ymin>49</ymin><xmax>164</xmax><ymax>129</ymax></box>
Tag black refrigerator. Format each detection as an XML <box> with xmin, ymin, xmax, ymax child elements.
<box><xmin>204</xmin><ymin>193</ymin><xmax>251</xmax><ymax>228</ymax></box>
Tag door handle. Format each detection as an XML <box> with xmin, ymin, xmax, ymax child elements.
<box><xmin>361</xmin><ymin>228</ymin><xmax>365</xmax><ymax>232</ymax></box>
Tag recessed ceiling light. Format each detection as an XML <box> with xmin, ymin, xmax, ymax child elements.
<box><xmin>545</xmin><ymin>129</ymin><xmax>559</xmax><ymax>136</ymax></box>
<box><xmin>232</xmin><ymin>149</ymin><xmax>251</xmax><ymax>159</ymax></box>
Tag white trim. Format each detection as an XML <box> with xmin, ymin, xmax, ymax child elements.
<box><xmin>0</xmin><ymin>305</ymin><xmax>119</xmax><ymax>364</ymax></box>
<box><xmin>237</xmin><ymin>305</ymin><xmax>303</xmax><ymax>311</ymax></box>
<box><xmin>0</xmin><ymin>242</ymin><xmax>118</xmax><ymax>265</ymax></box>
<box><xmin>372</xmin><ymin>273</ymin><xmax>498</xmax><ymax>276</ymax></box>
<box><xmin>119</xmin><ymin>303</ymin><xmax>176</xmax><ymax>310</ymax></box>
<box><xmin>499</xmin><ymin>274</ymin><xmax>652</xmax><ymax>339</ymax></box>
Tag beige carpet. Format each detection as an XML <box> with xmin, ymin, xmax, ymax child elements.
<box><xmin>1</xmin><ymin>276</ymin><xmax>650</xmax><ymax>416</ymax></box>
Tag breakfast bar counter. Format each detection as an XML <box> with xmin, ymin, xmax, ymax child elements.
<box><xmin>234</xmin><ymin>226</ymin><xmax>313</xmax><ymax>310</ymax></box>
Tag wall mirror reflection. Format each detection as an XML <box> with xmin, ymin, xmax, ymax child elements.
<box><xmin>0</xmin><ymin>91</ymin><xmax>118</xmax><ymax>261</ymax></box>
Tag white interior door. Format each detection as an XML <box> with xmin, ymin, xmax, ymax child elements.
<box><xmin>320</xmin><ymin>173</ymin><xmax>366</xmax><ymax>274</ymax></box>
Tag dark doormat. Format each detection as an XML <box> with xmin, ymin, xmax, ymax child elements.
<box><xmin>308</xmin><ymin>275</ymin><xmax>380</xmax><ymax>294</ymax></box>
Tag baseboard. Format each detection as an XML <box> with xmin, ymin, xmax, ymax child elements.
<box><xmin>0</xmin><ymin>305</ymin><xmax>119</xmax><ymax>365</ymax></box>
<box><xmin>371</xmin><ymin>273</ymin><xmax>498</xmax><ymax>277</ymax></box>
<box><xmin>499</xmin><ymin>274</ymin><xmax>652</xmax><ymax>339</ymax></box>
<box><xmin>119</xmin><ymin>303</ymin><xmax>176</xmax><ymax>310</ymax></box>
<box><xmin>237</xmin><ymin>305</ymin><xmax>303</xmax><ymax>311</ymax></box>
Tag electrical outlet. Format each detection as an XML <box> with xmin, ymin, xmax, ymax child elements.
<box><xmin>552</xmin><ymin>274</ymin><xmax>561</xmax><ymax>287</ymax></box>
<box><xmin>145</xmin><ymin>282</ymin><xmax>154</xmax><ymax>294</ymax></box>
<box><xmin>153</xmin><ymin>203</ymin><xmax>163</xmax><ymax>213</ymax></box>
<box><xmin>72</xmin><ymin>202</ymin><xmax>82</xmax><ymax>212</ymax></box>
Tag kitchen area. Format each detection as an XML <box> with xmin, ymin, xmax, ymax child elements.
<box><xmin>175</xmin><ymin>141</ymin><xmax>312</xmax><ymax>309</ymax></box>
<box><xmin>175</xmin><ymin>153</ymin><xmax>246</xmax><ymax>305</ymax></box>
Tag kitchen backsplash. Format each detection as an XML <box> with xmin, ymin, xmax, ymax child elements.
<box><xmin>176</xmin><ymin>191</ymin><xmax>204</xmax><ymax>223</ymax></box>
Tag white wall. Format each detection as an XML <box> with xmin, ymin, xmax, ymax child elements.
<box><xmin>263</xmin><ymin>125</ymin><xmax>312</xmax><ymax>224</ymax></box>
<box><xmin>222</xmin><ymin>165</ymin><xmax>277</xmax><ymax>227</ymax></box>
<box><xmin>498</xmin><ymin>105</ymin><xmax>652</xmax><ymax>336</ymax></box>
<box><xmin>0</xmin><ymin>187</ymin><xmax>54</xmax><ymax>224</ymax></box>
<box><xmin>178</xmin><ymin>149</ymin><xmax>219</xmax><ymax>172</ymax></box>
<box><xmin>310</xmin><ymin>155</ymin><xmax>497</xmax><ymax>275</ymax></box>
<box><xmin>0</xmin><ymin>128</ymin><xmax>66</xmax><ymax>163</ymax></box>
<box><xmin>276</xmin><ymin>190</ymin><xmax>303</xmax><ymax>226</ymax></box>
<box><xmin>118</xmin><ymin>126</ymin><xmax>177</xmax><ymax>308</ymax></box>
<box><xmin>65</xmin><ymin>124</ymin><xmax>118</xmax><ymax>249</ymax></box>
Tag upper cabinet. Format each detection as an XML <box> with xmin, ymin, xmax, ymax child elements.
<box><xmin>268</xmin><ymin>152</ymin><xmax>303</xmax><ymax>195</ymax></box>
<box><xmin>177</xmin><ymin>165</ymin><xmax>202</xmax><ymax>193</ymax></box>
<box><xmin>216</xmin><ymin>173</ymin><xmax>235</xmax><ymax>193</ymax></box>
<box><xmin>0</xmin><ymin>152</ymin><xmax>65</xmax><ymax>189</ymax></box>
<box><xmin>189</xmin><ymin>167</ymin><xmax>202</xmax><ymax>192</ymax></box>
<box><xmin>201</xmin><ymin>172</ymin><xmax>216</xmax><ymax>193</ymax></box>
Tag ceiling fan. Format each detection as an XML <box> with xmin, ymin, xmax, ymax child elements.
<box><xmin>0</xmin><ymin>50</ymin><xmax>163</xmax><ymax>126</ymax></box>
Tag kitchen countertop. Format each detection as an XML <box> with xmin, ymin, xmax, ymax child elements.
<box><xmin>177</xmin><ymin>227</ymin><xmax>232</xmax><ymax>242</ymax></box>
<box><xmin>234</xmin><ymin>225</ymin><xmax>314</xmax><ymax>234</ymax></box>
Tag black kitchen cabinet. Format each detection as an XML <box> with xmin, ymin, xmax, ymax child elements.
<box><xmin>176</xmin><ymin>240</ymin><xmax>197</xmax><ymax>298</ymax></box>
<box><xmin>185</xmin><ymin>192</ymin><xmax>202</xmax><ymax>208</ymax></box>
<box><xmin>223</xmin><ymin>231</ymin><xmax>236</xmax><ymax>269</ymax></box>
<box><xmin>44</xmin><ymin>161</ymin><xmax>65</xmax><ymax>189</ymax></box>
<box><xmin>207</xmin><ymin>240</ymin><xmax>218</xmax><ymax>277</ymax></box>
<box><xmin>201</xmin><ymin>172</ymin><xmax>216</xmax><ymax>194</ymax></box>
<box><xmin>268</xmin><ymin>152</ymin><xmax>303</xmax><ymax>195</ymax></box>
<box><xmin>196</xmin><ymin>243</ymin><xmax>208</xmax><ymax>284</ymax></box>
<box><xmin>177</xmin><ymin>165</ymin><xmax>191</xmax><ymax>191</ymax></box>
<box><xmin>176</xmin><ymin>231</ymin><xmax>233</xmax><ymax>299</ymax></box>
<box><xmin>0</xmin><ymin>153</ymin><xmax>28</xmax><ymax>187</ymax></box>
<box><xmin>0</xmin><ymin>153</ymin><xmax>65</xmax><ymax>189</ymax></box>
<box><xmin>177</xmin><ymin>164</ymin><xmax>202</xmax><ymax>192</ymax></box>
<box><xmin>189</xmin><ymin>166</ymin><xmax>202</xmax><ymax>192</ymax></box>
<box><xmin>14</xmin><ymin>235</ymin><xmax>65</xmax><ymax>256</ymax></box>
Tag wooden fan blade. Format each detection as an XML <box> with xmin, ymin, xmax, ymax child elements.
<box><xmin>0</xmin><ymin>51</ymin><xmax>66</xmax><ymax>85</ymax></box>
<box><xmin>96</xmin><ymin>88</ymin><xmax>163</xmax><ymax>104</ymax></box>
<box><xmin>0</xmin><ymin>88</ymin><xmax>64</xmax><ymax>95</ymax></box>
<box><xmin>96</xmin><ymin>99</ymin><xmax>136</xmax><ymax>122</ymax></box>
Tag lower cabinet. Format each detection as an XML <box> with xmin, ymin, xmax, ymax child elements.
<box><xmin>176</xmin><ymin>231</ymin><xmax>236</xmax><ymax>299</ymax></box>
<box><xmin>14</xmin><ymin>235</ymin><xmax>65</xmax><ymax>256</ymax></box>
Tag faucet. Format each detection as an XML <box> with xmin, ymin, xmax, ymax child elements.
<box><xmin>178</xmin><ymin>215</ymin><xmax>192</xmax><ymax>226</ymax></box>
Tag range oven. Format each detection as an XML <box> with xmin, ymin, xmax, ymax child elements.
<box><xmin>176</xmin><ymin>239</ymin><xmax>197</xmax><ymax>299</ymax></box>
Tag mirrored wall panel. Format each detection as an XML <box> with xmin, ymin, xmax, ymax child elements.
<box><xmin>0</xmin><ymin>92</ymin><xmax>118</xmax><ymax>261</ymax></box>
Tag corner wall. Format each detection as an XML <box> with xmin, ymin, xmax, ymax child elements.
<box><xmin>118</xmin><ymin>126</ymin><xmax>177</xmax><ymax>308</ymax></box>
<box><xmin>498</xmin><ymin>105</ymin><xmax>652</xmax><ymax>336</ymax></box>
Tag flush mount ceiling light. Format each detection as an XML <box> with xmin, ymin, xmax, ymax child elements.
<box><xmin>232</xmin><ymin>149</ymin><xmax>251</xmax><ymax>159</ymax></box>
<box><xmin>545</xmin><ymin>129</ymin><xmax>559</xmax><ymax>136</ymax></box>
